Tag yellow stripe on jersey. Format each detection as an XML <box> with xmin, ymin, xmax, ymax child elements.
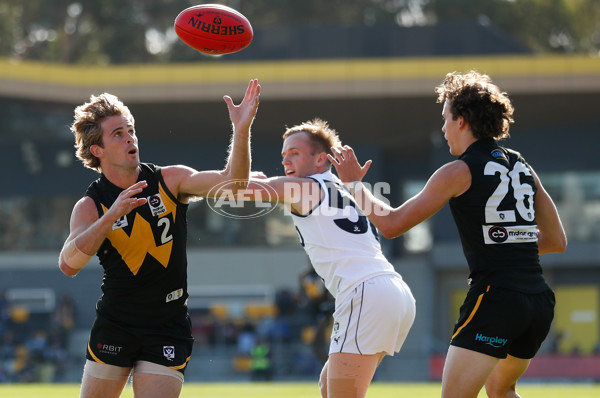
<box><xmin>157</xmin><ymin>182</ymin><xmax>177</xmax><ymax>220</ymax></box>
<box><xmin>102</xmin><ymin>182</ymin><xmax>177</xmax><ymax>275</ymax></box>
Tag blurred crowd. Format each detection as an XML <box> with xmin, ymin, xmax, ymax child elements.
<box><xmin>0</xmin><ymin>276</ymin><xmax>333</xmax><ymax>383</ymax></box>
<box><xmin>0</xmin><ymin>291</ymin><xmax>75</xmax><ymax>383</ymax></box>
<box><xmin>189</xmin><ymin>266</ymin><xmax>334</xmax><ymax>379</ymax></box>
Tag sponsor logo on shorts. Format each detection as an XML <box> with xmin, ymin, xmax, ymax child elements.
<box><xmin>475</xmin><ymin>333</ymin><xmax>508</xmax><ymax>348</ymax></box>
<box><xmin>97</xmin><ymin>343</ymin><xmax>123</xmax><ymax>355</ymax></box>
<box><xmin>163</xmin><ymin>346</ymin><xmax>175</xmax><ymax>361</ymax></box>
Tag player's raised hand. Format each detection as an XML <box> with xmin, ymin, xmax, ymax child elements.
<box><xmin>224</xmin><ymin>78</ymin><xmax>261</xmax><ymax>133</ymax></box>
<box><xmin>105</xmin><ymin>180</ymin><xmax>148</xmax><ymax>222</ymax></box>
<box><xmin>328</xmin><ymin>145</ymin><xmax>372</xmax><ymax>183</ymax></box>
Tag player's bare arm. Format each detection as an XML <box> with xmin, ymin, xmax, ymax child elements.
<box><xmin>241</xmin><ymin>176</ymin><xmax>323</xmax><ymax>215</ymax></box>
<box><xmin>221</xmin><ymin>78</ymin><xmax>260</xmax><ymax>186</ymax></box>
<box><xmin>531</xmin><ymin>170</ymin><xmax>567</xmax><ymax>254</ymax></box>
<box><xmin>59</xmin><ymin>180</ymin><xmax>148</xmax><ymax>276</ymax></box>
<box><xmin>366</xmin><ymin>161</ymin><xmax>470</xmax><ymax>239</ymax></box>
<box><xmin>378</xmin><ymin>161</ymin><xmax>470</xmax><ymax>237</ymax></box>
<box><xmin>330</xmin><ymin>145</ymin><xmax>470</xmax><ymax>239</ymax></box>
<box><xmin>164</xmin><ymin>79</ymin><xmax>260</xmax><ymax>202</ymax></box>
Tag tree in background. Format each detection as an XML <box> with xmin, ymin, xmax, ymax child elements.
<box><xmin>0</xmin><ymin>0</ymin><xmax>598</xmax><ymax>64</ymax></box>
<box><xmin>425</xmin><ymin>0</ymin><xmax>600</xmax><ymax>54</ymax></box>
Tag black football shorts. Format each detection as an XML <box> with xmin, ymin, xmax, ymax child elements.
<box><xmin>450</xmin><ymin>285</ymin><xmax>555</xmax><ymax>359</ymax></box>
<box><xmin>86</xmin><ymin>312</ymin><xmax>194</xmax><ymax>374</ymax></box>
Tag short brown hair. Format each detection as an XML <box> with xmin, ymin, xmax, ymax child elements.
<box><xmin>435</xmin><ymin>70</ymin><xmax>514</xmax><ymax>140</ymax></box>
<box><xmin>70</xmin><ymin>93</ymin><xmax>135</xmax><ymax>172</ymax></box>
<box><xmin>282</xmin><ymin>118</ymin><xmax>342</xmax><ymax>157</ymax></box>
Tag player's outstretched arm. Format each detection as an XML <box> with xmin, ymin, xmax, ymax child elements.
<box><xmin>171</xmin><ymin>79</ymin><xmax>260</xmax><ymax>200</ymax></box>
<box><xmin>227</xmin><ymin>175</ymin><xmax>322</xmax><ymax>216</ymax></box>
<box><xmin>328</xmin><ymin>145</ymin><xmax>400</xmax><ymax>236</ymax></box>
<box><xmin>329</xmin><ymin>145</ymin><xmax>469</xmax><ymax>239</ymax></box>
<box><xmin>222</xmin><ymin>78</ymin><xmax>261</xmax><ymax>189</ymax></box>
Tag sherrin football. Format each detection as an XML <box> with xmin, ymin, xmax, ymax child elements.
<box><xmin>174</xmin><ymin>4</ymin><xmax>253</xmax><ymax>55</ymax></box>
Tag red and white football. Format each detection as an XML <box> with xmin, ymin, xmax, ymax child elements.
<box><xmin>174</xmin><ymin>4</ymin><xmax>253</xmax><ymax>55</ymax></box>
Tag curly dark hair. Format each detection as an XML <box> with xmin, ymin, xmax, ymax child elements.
<box><xmin>435</xmin><ymin>71</ymin><xmax>514</xmax><ymax>140</ymax></box>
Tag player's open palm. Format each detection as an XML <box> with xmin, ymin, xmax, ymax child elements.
<box><xmin>106</xmin><ymin>180</ymin><xmax>148</xmax><ymax>222</ymax></box>
<box><xmin>329</xmin><ymin>145</ymin><xmax>372</xmax><ymax>184</ymax></box>
<box><xmin>224</xmin><ymin>78</ymin><xmax>260</xmax><ymax>132</ymax></box>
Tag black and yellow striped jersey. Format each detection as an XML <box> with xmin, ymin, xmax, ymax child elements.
<box><xmin>86</xmin><ymin>163</ymin><xmax>189</xmax><ymax>327</ymax></box>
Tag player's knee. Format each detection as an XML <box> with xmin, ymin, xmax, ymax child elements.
<box><xmin>318</xmin><ymin>372</ymin><xmax>328</xmax><ymax>397</ymax></box>
<box><xmin>485</xmin><ymin>383</ymin><xmax>520</xmax><ymax>398</ymax></box>
<box><xmin>328</xmin><ymin>378</ymin><xmax>360</xmax><ymax>398</ymax></box>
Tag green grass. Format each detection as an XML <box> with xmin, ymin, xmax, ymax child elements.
<box><xmin>0</xmin><ymin>382</ymin><xmax>599</xmax><ymax>397</ymax></box>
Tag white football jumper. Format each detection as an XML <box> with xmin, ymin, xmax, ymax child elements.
<box><xmin>291</xmin><ymin>171</ymin><xmax>415</xmax><ymax>355</ymax></box>
<box><xmin>291</xmin><ymin>171</ymin><xmax>398</xmax><ymax>300</ymax></box>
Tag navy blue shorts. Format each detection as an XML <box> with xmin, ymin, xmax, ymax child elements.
<box><xmin>86</xmin><ymin>312</ymin><xmax>194</xmax><ymax>374</ymax></box>
<box><xmin>450</xmin><ymin>285</ymin><xmax>555</xmax><ymax>359</ymax></box>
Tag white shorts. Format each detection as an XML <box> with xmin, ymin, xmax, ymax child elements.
<box><xmin>329</xmin><ymin>274</ymin><xmax>415</xmax><ymax>356</ymax></box>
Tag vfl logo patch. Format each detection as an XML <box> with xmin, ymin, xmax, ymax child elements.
<box><xmin>112</xmin><ymin>215</ymin><xmax>128</xmax><ymax>230</ymax></box>
<box><xmin>163</xmin><ymin>346</ymin><xmax>175</xmax><ymax>361</ymax></box>
<box><xmin>148</xmin><ymin>193</ymin><xmax>167</xmax><ymax>217</ymax></box>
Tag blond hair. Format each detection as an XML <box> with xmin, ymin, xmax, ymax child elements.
<box><xmin>70</xmin><ymin>93</ymin><xmax>135</xmax><ymax>172</ymax></box>
<box><xmin>282</xmin><ymin>118</ymin><xmax>342</xmax><ymax>157</ymax></box>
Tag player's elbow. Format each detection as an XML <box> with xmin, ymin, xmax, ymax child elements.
<box><xmin>551</xmin><ymin>228</ymin><xmax>568</xmax><ymax>253</ymax></box>
<box><xmin>377</xmin><ymin>223</ymin><xmax>403</xmax><ymax>240</ymax></box>
<box><xmin>553</xmin><ymin>235</ymin><xmax>568</xmax><ymax>253</ymax></box>
<box><xmin>220</xmin><ymin>170</ymin><xmax>249</xmax><ymax>194</ymax></box>
<box><xmin>381</xmin><ymin>230</ymin><xmax>402</xmax><ymax>240</ymax></box>
<box><xmin>232</xmin><ymin>179</ymin><xmax>250</xmax><ymax>193</ymax></box>
<box><xmin>225</xmin><ymin>180</ymin><xmax>249</xmax><ymax>196</ymax></box>
<box><xmin>59</xmin><ymin>260</ymin><xmax>79</xmax><ymax>277</ymax></box>
<box><xmin>538</xmin><ymin>234</ymin><xmax>567</xmax><ymax>255</ymax></box>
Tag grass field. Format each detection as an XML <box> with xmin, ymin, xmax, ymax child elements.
<box><xmin>1</xmin><ymin>382</ymin><xmax>599</xmax><ymax>397</ymax></box>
